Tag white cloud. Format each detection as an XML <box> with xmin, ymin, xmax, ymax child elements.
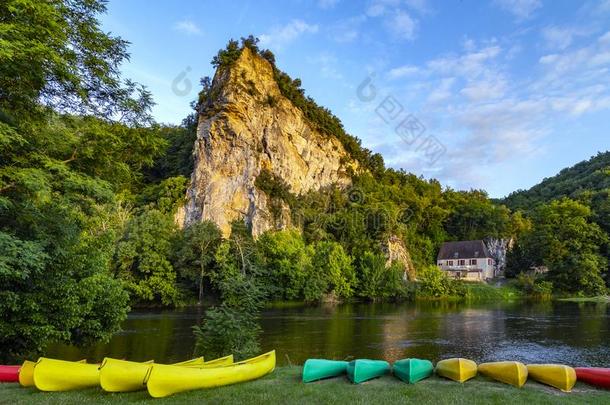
<box><xmin>427</xmin><ymin>45</ymin><xmax>501</xmax><ymax>78</ymax></box>
<box><xmin>329</xmin><ymin>16</ymin><xmax>366</xmax><ymax>43</ymax></box>
<box><xmin>386</xmin><ymin>10</ymin><xmax>418</xmax><ymax>40</ymax></box>
<box><xmin>308</xmin><ymin>53</ymin><xmax>344</xmax><ymax>80</ymax></box>
<box><xmin>599</xmin><ymin>31</ymin><xmax>610</xmax><ymax>45</ymax></box>
<box><xmin>460</xmin><ymin>78</ymin><xmax>507</xmax><ymax>101</ymax></box>
<box><xmin>542</xmin><ymin>26</ymin><xmax>589</xmax><ymax>50</ymax></box>
<box><xmin>259</xmin><ymin>20</ymin><xmax>319</xmax><ymax>50</ymax></box>
<box><xmin>388</xmin><ymin>64</ymin><xmax>420</xmax><ymax>78</ymax></box>
<box><xmin>374</xmin><ymin>35</ymin><xmax>606</xmax><ymax>189</ymax></box>
<box><xmin>173</xmin><ymin>20</ymin><xmax>202</xmax><ymax>36</ymax></box>
<box><xmin>599</xmin><ymin>0</ymin><xmax>610</xmax><ymax>12</ymax></box>
<box><xmin>318</xmin><ymin>0</ymin><xmax>340</xmax><ymax>9</ymax></box>
<box><xmin>427</xmin><ymin>77</ymin><xmax>455</xmax><ymax>103</ymax></box>
<box><xmin>404</xmin><ymin>0</ymin><xmax>433</xmax><ymax>14</ymax></box>
<box><xmin>494</xmin><ymin>0</ymin><xmax>542</xmax><ymax>20</ymax></box>
<box><xmin>366</xmin><ymin>0</ymin><xmax>401</xmax><ymax>17</ymax></box>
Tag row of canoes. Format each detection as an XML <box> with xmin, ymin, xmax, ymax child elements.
<box><xmin>0</xmin><ymin>350</ymin><xmax>275</xmax><ymax>398</ymax></box>
<box><xmin>302</xmin><ymin>358</ymin><xmax>610</xmax><ymax>392</ymax></box>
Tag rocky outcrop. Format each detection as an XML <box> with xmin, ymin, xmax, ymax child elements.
<box><xmin>384</xmin><ymin>235</ymin><xmax>416</xmax><ymax>281</ymax></box>
<box><xmin>182</xmin><ymin>47</ymin><xmax>355</xmax><ymax>236</ymax></box>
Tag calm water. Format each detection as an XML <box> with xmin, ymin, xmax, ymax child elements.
<box><xmin>47</xmin><ymin>300</ymin><xmax>610</xmax><ymax>367</ymax></box>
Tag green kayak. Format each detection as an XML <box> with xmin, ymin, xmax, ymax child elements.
<box><xmin>347</xmin><ymin>359</ymin><xmax>390</xmax><ymax>384</ymax></box>
<box><xmin>393</xmin><ymin>358</ymin><xmax>434</xmax><ymax>383</ymax></box>
<box><xmin>302</xmin><ymin>359</ymin><xmax>349</xmax><ymax>383</ymax></box>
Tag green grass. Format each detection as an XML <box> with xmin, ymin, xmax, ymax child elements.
<box><xmin>462</xmin><ymin>282</ymin><xmax>523</xmax><ymax>301</ymax></box>
<box><xmin>557</xmin><ymin>296</ymin><xmax>610</xmax><ymax>303</ymax></box>
<box><xmin>2</xmin><ymin>366</ymin><xmax>609</xmax><ymax>404</ymax></box>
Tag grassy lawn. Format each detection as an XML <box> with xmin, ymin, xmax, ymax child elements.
<box><xmin>462</xmin><ymin>282</ymin><xmax>523</xmax><ymax>301</ymax></box>
<box><xmin>2</xmin><ymin>366</ymin><xmax>609</xmax><ymax>404</ymax></box>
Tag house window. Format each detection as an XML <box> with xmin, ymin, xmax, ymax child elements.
<box><xmin>458</xmin><ymin>259</ymin><xmax>465</xmax><ymax>266</ymax></box>
<box><xmin>447</xmin><ymin>260</ymin><xmax>452</xmax><ymax>266</ymax></box>
<box><xmin>488</xmin><ymin>259</ymin><xmax>492</xmax><ymax>265</ymax></box>
<box><xmin>470</xmin><ymin>259</ymin><xmax>477</xmax><ymax>265</ymax></box>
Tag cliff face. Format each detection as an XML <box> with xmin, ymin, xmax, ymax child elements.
<box><xmin>181</xmin><ymin>48</ymin><xmax>354</xmax><ymax>236</ymax></box>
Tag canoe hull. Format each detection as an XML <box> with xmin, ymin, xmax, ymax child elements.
<box><xmin>0</xmin><ymin>365</ymin><xmax>20</xmax><ymax>383</ymax></box>
<box><xmin>347</xmin><ymin>359</ymin><xmax>390</xmax><ymax>384</ymax></box>
<box><xmin>527</xmin><ymin>364</ymin><xmax>576</xmax><ymax>392</ymax></box>
<box><xmin>302</xmin><ymin>359</ymin><xmax>349</xmax><ymax>383</ymax></box>
<box><xmin>575</xmin><ymin>367</ymin><xmax>610</xmax><ymax>389</ymax></box>
<box><xmin>100</xmin><ymin>359</ymin><xmax>154</xmax><ymax>392</ymax></box>
<box><xmin>19</xmin><ymin>361</ymin><xmax>36</xmax><ymax>387</ymax></box>
<box><xmin>100</xmin><ymin>356</ymin><xmax>230</xmax><ymax>392</ymax></box>
<box><xmin>393</xmin><ymin>359</ymin><xmax>433</xmax><ymax>384</ymax></box>
<box><xmin>33</xmin><ymin>358</ymin><xmax>100</xmax><ymax>391</ymax></box>
<box><xmin>478</xmin><ymin>361</ymin><xmax>527</xmax><ymax>388</ymax></box>
<box><xmin>146</xmin><ymin>350</ymin><xmax>276</xmax><ymax>398</ymax></box>
<box><xmin>435</xmin><ymin>358</ymin><xmax>478</xmax><ymax>383</ymax></box>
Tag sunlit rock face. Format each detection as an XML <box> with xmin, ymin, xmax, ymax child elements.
<box><xmin>182</xmin><ymin>47</ymin><xmax>354</xmax><ymax>237</ymax></box>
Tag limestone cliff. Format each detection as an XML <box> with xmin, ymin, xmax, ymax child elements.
<box><xmin>181</xmin><ymin>48</ymin><xmax>355</xmax><ymax>236</ymax></box>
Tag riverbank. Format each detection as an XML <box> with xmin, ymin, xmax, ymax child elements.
<box><xmin>557</xmin><ymin>296</ymin><xmax>610</xmax><ymax>303</ymax></box>
<box><xmin>2</xmin><ymin>366</ymin><xmax>609</xmax><ymax>404</ymax></box>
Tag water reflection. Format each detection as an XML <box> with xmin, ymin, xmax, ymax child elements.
<box><xmin>47</xmin><ymin>301</ymin><xmax>610</xmax><ymax>367</ymax></box>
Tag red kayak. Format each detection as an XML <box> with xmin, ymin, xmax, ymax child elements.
<box><xmin>0</xmin><ymin>365</ymin><xmax>20</xmax><ymax>383</ymax></box>
<box><xmin>575</xmin><ymin>367</ymin><xmax>610</xmax><ymax>389</ymax></box>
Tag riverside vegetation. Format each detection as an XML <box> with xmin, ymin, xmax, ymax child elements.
<box><xmin>1</xmin><ymin>0</ymin><xmax>609</xmax><ymax>363</ymax></box>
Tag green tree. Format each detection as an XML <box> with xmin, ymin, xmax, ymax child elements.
<box><xmin>514</xmin><ymin>199</ymin><xmax>608</xmax><ymax>295</ymax></box>
<box><xmin>115</xmin><ymin>209</ymin><xmax>179</xmax><ymax>305</ymax></box>
<box><xmin>311</xmin><ymin>241</ymin><xmax>356</xmax><ymax>299</ymax></box>
<box><xmin>0</xmin><ymin>0</ymin><xmax>152</xmax><ymax>122</ymax></box>
<box><xmin>416</xmin><ymin>265</ymin><xmax>462</xmax><ymax>298</ymax></box>
<box><xmin>256</xmin><ymin>229</ymin><xmax>315</xmax><ymax>300</ymax></box>
<box><xmin>357</xmin><ymin>251</ymin><xmax>407</xmax><ymax>300</ymax></box>
<box><xmin>444</xmin><ymin>190</ymin><xmax>512</xmax><ymax>241</ymax></box>
<box><xmin>193</xmin><ymin>225</ymin><xmax>265</xmax><ymax>360</ymax></box>
<box><xmin>174</xmin><ymin>221</ymin><xmax>222</xmax><ymax>304</ymax></box>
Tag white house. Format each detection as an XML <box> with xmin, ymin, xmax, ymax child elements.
<box><xmin>436</xmin><ymin>240</ymin><xmax>495</xmax><ymax>281</ymax></box>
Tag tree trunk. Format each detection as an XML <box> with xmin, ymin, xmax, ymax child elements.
<box><xmin>198</xmin><ymin>264</ymin><xmax>204</xmax><ymax>305</ymax></box>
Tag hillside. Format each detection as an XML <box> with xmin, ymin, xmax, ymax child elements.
<box><xmin>502</xmin><ymin>152</ymin><xmax>610</xmax><ymax>211</ymax></box>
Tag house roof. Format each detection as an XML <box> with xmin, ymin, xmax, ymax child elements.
<box><xmin>437</xmin><ymin>240</ymin><xmax>492</xmax><ymax>260</ymax></box>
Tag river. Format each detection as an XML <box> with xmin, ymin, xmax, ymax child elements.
<box><xmin>47</xmin><ymin>300</ymin><xmax>610</xmax><ymax>367</ymax></box>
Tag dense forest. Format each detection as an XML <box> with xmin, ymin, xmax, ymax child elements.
<box><xmin>1</xmin><ymin>1</ymin><xmax>608</xmax><ymax>361</ymax></box>
<box><xmin>500</xmin><ymin>152</ymin><xmax>610</xmax><ymax>296</ymax></box>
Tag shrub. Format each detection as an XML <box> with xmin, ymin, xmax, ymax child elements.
<box><xmin>193</xmin><ymin>305</ymin><xmax>261</xmax><ymax>360</ymax></box>
<box><xmin>516</xmin><ymin>273</ymin><xmax>553</xmax><ymax>298</ymax></box>
<box><xmin>311</xmin><ymin>241</ymin><xmax>356</xmax><ymax>299</ymax></box>
<box><xmin>357</xmin><ymin>251</ymin><xmax>407</xmax><ymax>300</ymax></box>
<box><xmin>416</xmin><ymin>265</ymin><xmax>462</xmax><ymax>298</ymax></box>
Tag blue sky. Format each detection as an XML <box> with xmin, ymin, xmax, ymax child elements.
<box><xmin>101</xmin><ymin>0</ymin><xmax>610</xmax><ymax>198</ymax></box>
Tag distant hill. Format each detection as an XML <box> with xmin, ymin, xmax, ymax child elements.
<box><xmin>501</xmin><ymin>151</ymin><xmax>610</xmax><ymax>211</ymax></box>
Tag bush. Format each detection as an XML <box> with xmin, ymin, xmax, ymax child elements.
<box><xmin>516</xmin><ymin>273</ymin><xmax>553</xmax><ymax>298</ymax></box>
<box><xmin>193</xmin><ymin>305</ymin><xmax>261</xmax><ymax>361</ymax></box>
<box><xmin>115</xmin><ymin>209</ymin><xmax>179</xmax><ymax>306</ymax></box>
<box><xmin>416</xmin><ymin>265</ymin><xmax>463</xmax><ymax>298</ymax></box>
<box><xmin>256</xmin><ymin>229</ymin><xmax>315</xmax><ymax>300</ymax></box>
<box><xmin>312</xmin><ymin>241</ymin><xmax>356</xmax><ymax>299</ymax></box>
<box><xmin>357</xmin><ymin>251</ymin><xmax>407</xmax><ymax>300</ymax></box>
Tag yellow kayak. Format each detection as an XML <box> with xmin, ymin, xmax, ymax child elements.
<box><xmin>146</xmin><ymin>350</ymin><xmax>276</xmax><ymax>398</ymax></box>
<box><xmin>478</xmin><ymin>361</ymin><xmax>527</xmax><ymax>387</ymax></box>
<box><xmin>435</xmin><ymin>358</ymin><xmax>477</xmax><ymax>383</ymax></box>
<box><xmin>19</xmin><ymin>360</ymin><xmax>37</xmax><ymax>387</ymax></box>
<box><xmin>193</xmin><ymin>354</ymin><xmax>234</xmax><ymax>368</ymax></box>
<box><xmin>33</xmin><ymin>358</ymin><xmax>100</xmax><ymax>391</ymax></box>
<box><xmin>100</xmin><ymin>356</ymin><xmax>229</xmax><ymax>392</ymax></box>
<box><xmin>526</xmin><ymin>364</ymin><xmax>576</xmax><ymax>392</ymax></box>
<box><xmin>21</xmin><ymin>359</ymin><xmax>87</xmax><ymax>387</ymax></box>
